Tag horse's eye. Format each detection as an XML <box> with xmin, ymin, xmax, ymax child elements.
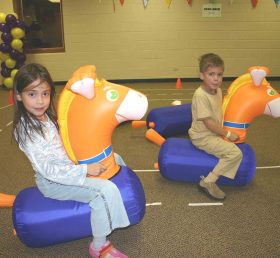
<box><xmin>267</xmin><ymin>88</ymin><xmax>275</xmax><ymax>96</ymax></box>
<box><xmin>106</xmin><ymin>89</ymin><xmax>119</xmax><ymax>102</ymax></box>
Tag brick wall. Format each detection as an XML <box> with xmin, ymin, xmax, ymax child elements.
<box><xmin>5</xmin><ymin>0</ymin><xmax>280</xmax><ymax>81</ymax></box>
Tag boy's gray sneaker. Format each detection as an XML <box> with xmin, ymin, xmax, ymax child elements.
<box><xmin>198</xmin><ymin>176</ymin><xmax>226</xmax><ymax>200</ymax></box>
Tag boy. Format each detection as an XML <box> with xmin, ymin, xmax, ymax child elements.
<box><xmin>188</xmin><ymin>53</ymin><xmax>242</xmax><ymax>200</ymax></box>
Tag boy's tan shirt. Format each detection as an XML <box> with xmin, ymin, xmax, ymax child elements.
<box><xmin>188</xmin><ymin>86</ymin><xmax>223</xmax><ymax>140</ymax></box>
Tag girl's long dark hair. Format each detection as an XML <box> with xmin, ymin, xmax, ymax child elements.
<box><xmin>13</xmin><ymin>63</ymin><xmax>58</xmax><ymax>146</ymax></box>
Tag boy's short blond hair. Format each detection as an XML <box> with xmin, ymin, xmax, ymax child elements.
<box><xmin>199</xmin><ymin>53</ymin><xmax>224</xmax><ymax>73</ymax></box>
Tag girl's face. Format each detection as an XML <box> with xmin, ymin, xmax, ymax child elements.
<box><xmin>16</xmin><ymin>79</ymin><xmax>51</xmax><ymax>122</ymax></box>
<box><xmin>200</xmin><ymin>65</ymin><xmax>224</xmax><ymax>94</ymax></box>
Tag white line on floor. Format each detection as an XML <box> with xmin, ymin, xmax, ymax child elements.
<box><xmin>188</xmin><ymin>203</ymin><xmax>223</xmax><ymax>206</ymax></box>
<box><xmin>137</xmin><ymin>88</ymin><xmax>228</xmax><ymax>92</ymax></box>
<box><xmin>146</xmin><ymin>202</ymin><xmax>162</xmax><ymax>206</ymax></box>
<box><xmin>0</xmin><ymin>129</ymin><xmax>2</xmax><ymax>132</ymax></box>
<box><xmin>134</xmin><ymin>169</ymin><xmax>159</xmax><ymax>172</ymax></box>
<box><xmin>148</xmin><ymin>98</ymin><xmax>191</xmax><ymax>101</ymax></box>
<box><xmin>134</xmin><ymin>165</ymin><xmax>280</xmax><ymax>172</ymax></box>
<box><xmin>0</xmin><ymin>104</ymin><xmax>13</xmax><ymax>110</ymax></box>
<box><xmin>138</xmin><ymin>89</ymin><xmax>196</xmax><ymax>91</ymax></box>
<box><xmin>6</xmin><ymin>121</ymin><xmax>13</xmax><ymax>126</ymax></box>
<box><xmin>256</xmin><ymin>165</ymin><xmax>280</xmax><ymax>169</ymax></box>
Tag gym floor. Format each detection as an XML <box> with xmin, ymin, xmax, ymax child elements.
<box><xmin>1</xmin><ymin>80</ymin><xmax>280</xmax><ymax>257</ymax></box>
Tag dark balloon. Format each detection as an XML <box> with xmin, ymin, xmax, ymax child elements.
<box><xmin>0</xmin><ymin>42</ymin><xmax>11</xmax><ymax>53</ymax></box>
<box><xmin>9</xmin><ymin>49</ymin><xmax>20</xmax><ymax>60</ymax></box>
<box><xmin>1</xmin><ymin>32</ymin><xmax>12</xmax><ymax>43</ymax></box>
<box><xmin>15</xmin><ymin>62</ymin><xmax>24</xmax><ymax>69</ymax></box>
<box><xmin>5</xmin><ymin>14</ymin><xmax>17</xmax><ymax>27</ymax></box>
<box><xmin>17</xmin><ymin>52</ymin><xmax>26</xmax><ymax>63</ymax></box>
<box><xmin>15</xmin><ymin>19</ymin><xmax>25</xmax><ymax>29</ymax></box>
<box><xmin>0</xmin><ymin>22</ymin><xmax>10</xmax><ymax>33</ymax></box>
<box><xmin>1</xmin><ymin>66</ymin><xmax>11</xmax><ymax>77</ymax></box>
<box><xmin>1</xmin><ymin>61</ymin><xmax>8</xmax><ymax>69</ymax></box>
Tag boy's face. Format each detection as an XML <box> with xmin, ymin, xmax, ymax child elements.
<box><xmin>200</xmin><ymin>65</ymin><xmax>224</xmax><ymax>94</ymax></box>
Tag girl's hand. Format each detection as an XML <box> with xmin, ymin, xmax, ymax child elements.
<box><xmin>228</xmin><ymin>131</ymin><xmax>240</xmax><ymax>142</ymax></box>
<box><xmin>87</xmin><ymin>163</ymin><xmax>107</xmax><ymax>177</ymax></box>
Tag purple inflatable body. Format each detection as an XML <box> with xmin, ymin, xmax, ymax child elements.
<box><xmin>146</xmin><ymin>103</ymin><xmax>192</xmax><ymax>137</ymax></box>
<box><xmin>12</xmin><ymin>166</ymin><xmax>145</xmax><ymax>248</ymax></box>
<box><xmin>158</xmin><ymin>138</ymin><xmax>256</xmax><ymax>186</ymax></box>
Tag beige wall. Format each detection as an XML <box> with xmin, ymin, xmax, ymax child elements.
<box><xmin>1</xmin><ymin>1</ymin><xmax>13</xmax><ymax>13</ymax></box>
<box><xmin>6</xmin><ymin>0</ymin><xmax>280</xmax><ymax>81</ymax></box>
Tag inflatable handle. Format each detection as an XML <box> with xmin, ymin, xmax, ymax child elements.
<box><xmin>145</xmin><ymin>128</ymin><xmax>166</xmax><ymax>146</ymax></box>
<box><xmin>131</xmin><ymin>120</ymin><xmax>147</xmax><ymax>128</ymax></box>
<box><xmin>0</xmin><ymin>193</ymin><xmax>16</xmax><ymax>207</ymax></box>
<box><xmin>154</xmin><ymin>162</ymin><xmax>159</xmax><ymax>169</ymax></box>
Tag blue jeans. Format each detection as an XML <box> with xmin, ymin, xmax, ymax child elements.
<box><xmin>35</xmin><ymin>153</ymin><xmax>129</xmax><ymax>237</ymax></box>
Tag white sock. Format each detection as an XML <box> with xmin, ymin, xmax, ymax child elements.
<box><xmin>93</xmin><ymin>236</ymin><xmax>107</xmax><ymax>250</ymax></box>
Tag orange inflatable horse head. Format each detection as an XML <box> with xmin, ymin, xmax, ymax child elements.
<box><xmin>58</xmin><ymin>65</ymin><xmax>148</xmax><ymax>179</ymax></box>
<box><xmin>222</xmin><ymin>66</ymin><xmax>280</xmax><ymax>143</ymax></box>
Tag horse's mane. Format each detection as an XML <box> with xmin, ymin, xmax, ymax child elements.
<box><xmin>57</xmin><ymin>66</ymin><xmax>100</xmax><ymax>164</ymax></box>
<box><xmin>57</xmin><ymin>86</ymin><xmax>77</xmax><ymax>163</ymax></box>
<box><xmin>222</xmin><ymin>72</ymin><xmax>269</xmax><ymax>119</ymax></box>
<box><xmin>222</xmin><ymin>73</ymin><xmax>252</xmax><ymax>115</ymax></box>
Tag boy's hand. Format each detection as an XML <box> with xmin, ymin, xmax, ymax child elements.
<box><xmin>87</xmin><ymin>163</ymin><xmax>107</xmax><ymax>177</ymax></box>
<box><xmin>228</xmin><ymin>131</ymin><xmax>240</xmax><ymax>142</ymax></box>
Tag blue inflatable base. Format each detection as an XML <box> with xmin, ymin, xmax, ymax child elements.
<box><xmin>158</xmin><ymin>138</ymin><xmax>256</xmax><ymax>186</ymax></box>
<box><xmin>13</xmin><ymin>166</ymin><xmax>146</xmax><ymax>248</ymax></box>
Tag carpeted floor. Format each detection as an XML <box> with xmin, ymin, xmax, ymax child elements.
<box><xmin>0</xmin><ymin>80</ymin><xmax>280</xmax><ymax>257</ymax></box>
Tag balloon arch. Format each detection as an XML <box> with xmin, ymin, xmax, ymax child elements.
<box><xmin>0</xmin><ymin>12</ymin><xmax>26</xmax><ymax>89</ymax></box>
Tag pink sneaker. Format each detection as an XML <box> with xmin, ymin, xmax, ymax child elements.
<box><xmin>89</xmin><ymin>241</ymin><xmax>128</xmax><ymax>258</ymax></box>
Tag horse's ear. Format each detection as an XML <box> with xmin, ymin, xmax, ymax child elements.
<box><xmin>248</xmin><ymin>66</ymin><xmax>270</xmax><ymax>86</ymax></box>
<box><xmin>70</xmin><ymin>78</ymin><xmax>95</xmax><ymax>99</ymax></box>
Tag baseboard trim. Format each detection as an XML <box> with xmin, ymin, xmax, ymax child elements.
<box><xmin>54</xmin><ymin>76</ymin><xmax>280</xmax><ymax>86</ymax></box>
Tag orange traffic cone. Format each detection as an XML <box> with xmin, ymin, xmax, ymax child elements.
<box><xmin>176</xmin><ymin>78</ymin><xmax>182</xmax><ymax>89</ymax></box>
<box><xmin>9</xmin><ymin>90</ymin><xmax>14</xmax><ymax>105</ymax></box>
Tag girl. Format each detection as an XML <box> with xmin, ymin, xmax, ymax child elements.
<box><xmin>12</xmin><ymin>63</ymin><xmax>129</xmax><ymax>258</ymax></box>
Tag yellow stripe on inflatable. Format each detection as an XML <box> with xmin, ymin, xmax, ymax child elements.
<box><xmin>57</xmin><ymin>89</ymin><xmax>78</xmax><ymax>164</ymax></box>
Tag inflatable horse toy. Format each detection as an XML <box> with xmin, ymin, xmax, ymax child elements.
<box><xmin>134</xmin><ymin>66</ymin><xmax>280</xmax><ymax>185</ymax></box>
<box><xmin>222</xmin><ymin>66</ymin><xmax>280</xmax><ymax>143</ymax></box>
<box><xmin>58</xmin><ymin>65</ymin><xmax>148</xmax><ymax>178</ymax></box>
<box><xmin>0</xmin><ymin>65</ymin><xmax>148</xmax><ymax>248</ymax></box>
